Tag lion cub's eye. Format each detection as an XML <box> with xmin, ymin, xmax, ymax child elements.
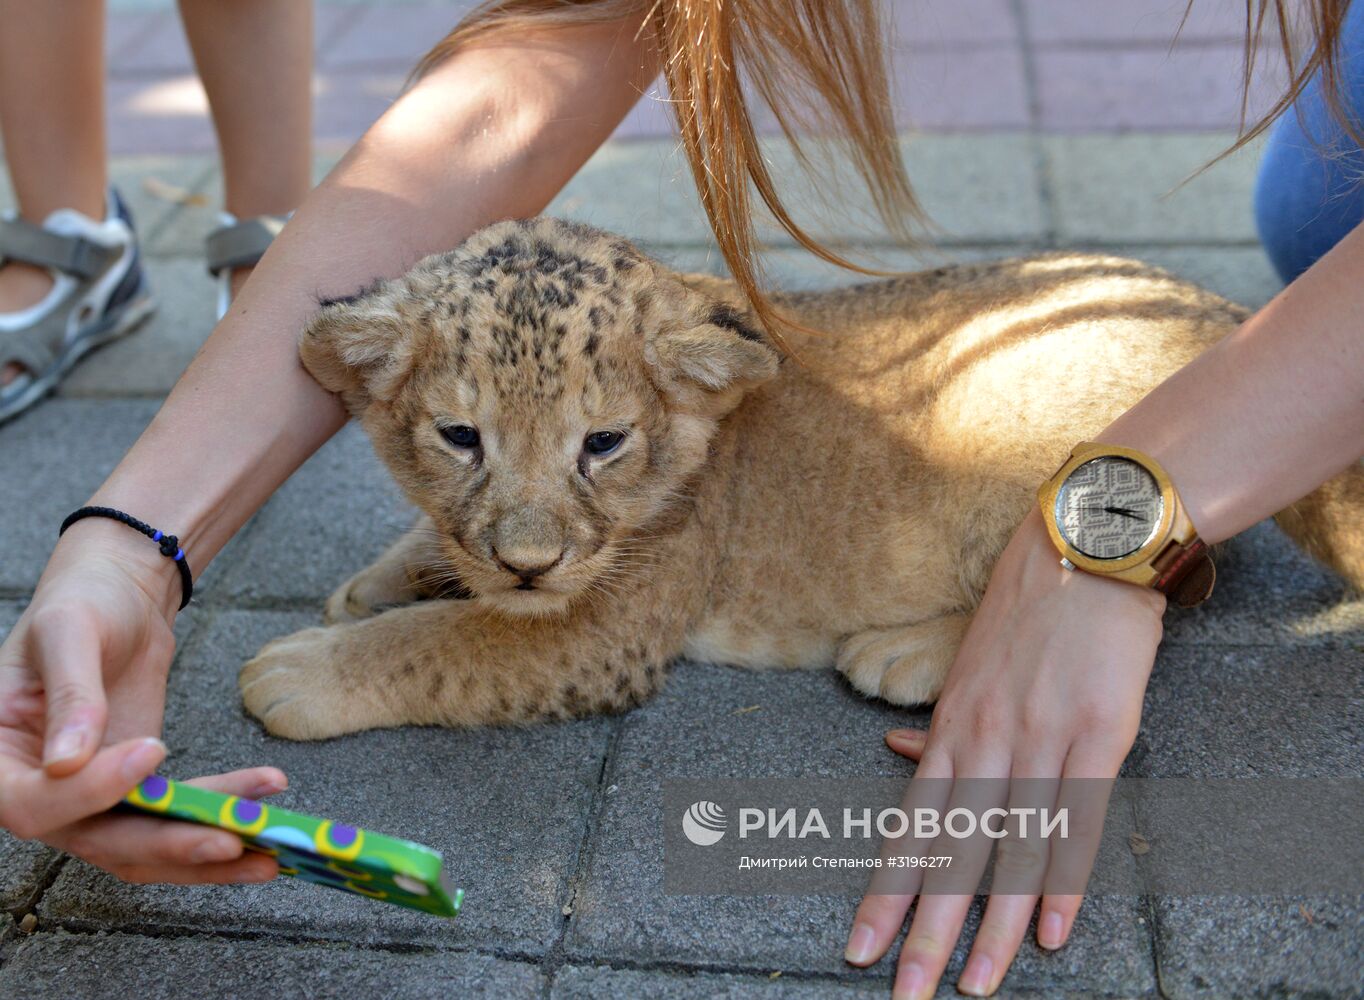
<box><xmin>441</xmin><ymin>424</ymin><xmax>481</xmax><ymax>449</ymax></box>
<box><xmin>584</xmin><ymin>430</ymin><xmax>625</xmax><ymax>456</ymax></box>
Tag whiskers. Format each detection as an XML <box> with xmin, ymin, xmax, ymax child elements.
<box><xmin>569</xmin><ymin>535</ymin><xmax>667</xmax><ymax>612</ymax></box>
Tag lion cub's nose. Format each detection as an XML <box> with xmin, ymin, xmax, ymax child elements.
<box><xmin>493</xmin><ymin>545</ymin><xmax>563</xmax><ymax>582</ymax></box>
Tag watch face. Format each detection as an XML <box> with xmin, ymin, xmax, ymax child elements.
<box><xmin>1054</xmin><ymin>456</ymin><xmax>1164</xmax><ymax>559</ymax></box>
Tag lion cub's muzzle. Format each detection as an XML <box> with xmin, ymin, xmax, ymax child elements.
<box><xmin>489</xmin><ymin>508</ymin><xmax>570</xmax><ymax>592</ymax></box>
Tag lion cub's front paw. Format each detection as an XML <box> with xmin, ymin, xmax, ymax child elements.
<box><xmin>324</xmin><ymin>565</ymin><xmax>418</xmax><ymax>624</ymax></box>
<box><xmin>240</xmin><ymin>626</ymin><xmax>362</xmax><ymax>740</ymax></box>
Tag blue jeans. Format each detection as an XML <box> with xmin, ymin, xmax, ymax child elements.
<box><xmin>1254</xmin><ymin>1</ymin><xmax>1364</xmax><ymax>282</ymax></box>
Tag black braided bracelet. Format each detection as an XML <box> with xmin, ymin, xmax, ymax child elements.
<box><xmin>59</xmin><ymin>506</ymin><xmax>194</xmax><ymax>610</ymax></box>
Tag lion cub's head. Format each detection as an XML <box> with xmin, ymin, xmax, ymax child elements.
<box><xmin>300</xmin><ymin>218</ymin><xmax>779</xmax><ymax>616</ymax></box>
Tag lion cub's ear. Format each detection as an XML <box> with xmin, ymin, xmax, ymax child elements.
<box><xmin>649</xmin><ymin>302</ymin><xmax>780</xmax><ymax>412</ymax></box>
<box><xmin>299</xmin><ymin>283</ymin><xmax>423</xmax><ymax>411</ymax></box>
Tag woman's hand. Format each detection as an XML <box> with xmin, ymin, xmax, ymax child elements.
<box><xmin>0</xmin><ymin>521</ymin><xmax>282</xmax><ymax>883</ymax></box>
<box><xmin>844</xmin><ymin>510</ymin><xmax>1165</xmax><ymax>998</ymax></box>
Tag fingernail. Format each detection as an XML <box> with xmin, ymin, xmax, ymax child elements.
<box><xmin>1039</xmin><ymin>911</ymin><xmax>1065</xmax><ymax>949</ymax></box>
<box><xmin>893</xmin><ymin>960</ymin><xmax>927</xmax><ymax>1000</ymax></box>
<box><xmin>46</xmin><ymin>725</ymin><xmax>88</xmax><ymax>765</ymax></box>
<box><xmin>190</xmin><ymin>837</ymin><xmax>241</xmax><ymax>864</ymax></box>
<box><xmin>249</xmin><ymin>777</ymin><xmax>287</xmax><ymax>798</ymax></box>
<box><xmin>120</xmin><ymin>738</ymin><xmax>167</xmax><ymax>783</ymax></box>
<box><xmin>844</xmin><ymin>922</ymin><xmax>876</xmax><ymax>964</ymax></box>
<box><xmin>959</xmin><ymin>954</ymin><xmax>994</xmax><ymax>996</ymax></box>
<box><xmin>888</xmin><ymin>729</ymin><xmax>925</xmax><ymax>744</ymax></box>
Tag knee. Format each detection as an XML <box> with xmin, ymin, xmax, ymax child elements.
<box><xmin>1254</xmin><ymin>56</ymin><xmax>1364</xmax><ymax>282</ymax></box>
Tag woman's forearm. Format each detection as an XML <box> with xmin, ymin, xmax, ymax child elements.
<box><xmin>82</xmin><ymin>17</ymin><xmax>657</xmax><ymax>608</ymax></box>
<box><xmin>1101</xmin><ymin>222</ymin><xmax>1364</xmax><ymax>542</ymax></box>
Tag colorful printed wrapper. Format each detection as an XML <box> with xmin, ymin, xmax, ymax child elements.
<box><xmin>124</xmin><ymin>775</ymin><xmax>463</xmax><ymax>917</ymax></box>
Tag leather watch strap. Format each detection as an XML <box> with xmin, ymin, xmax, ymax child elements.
<box><xmin>1151</xmin><ymin>536</ymin><xmax>1216</xmax><ymax>608</ymax></box>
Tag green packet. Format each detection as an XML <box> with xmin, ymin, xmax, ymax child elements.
<box><xmin>122</xmin><ymin>775</ymin><xmax>463</xmax><ymax>917</ymax></box>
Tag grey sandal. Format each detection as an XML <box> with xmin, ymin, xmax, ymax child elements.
<box><xmin>0</xmin><ymin>189</ymin><xmax>155</xmax><ymax>424</ymax></box>
<box><xmin>205</xmin><ymin>213</ymin><xmax>289</xmax><ymax>320</ymax></box>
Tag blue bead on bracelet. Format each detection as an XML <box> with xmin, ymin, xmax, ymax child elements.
<box><xmin>59</xmin><ymin>506</ymin><xmax>194</xmax><ymax>610</ymax></box>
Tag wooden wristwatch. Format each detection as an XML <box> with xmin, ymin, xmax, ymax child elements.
<box><xmin>1037</xmin><ymin>442</ymin><xmax>1215</xmax><ymax>608</ymax></box>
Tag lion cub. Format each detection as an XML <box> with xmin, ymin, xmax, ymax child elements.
<box><xmin>239</xmin><ymin>218</ymin><xmax>1363</xmax><ymax>739</ymax></box>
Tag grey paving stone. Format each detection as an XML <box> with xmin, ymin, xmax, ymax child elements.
<box><xmin>148</xmin><ymin>152</ymin><xmax>344</xmax><ymax>259</ymax></box>
<box><xmin>1162</xmin><ymin>520</ymin><xmax>1363</xmax><ymax>650</ymax></box>
<box><xmin>0</xmin><ymin>808</ymin><xmax>63</xmax><ymax>916</ymax></box>
<box><xmin>40</xmin><ymin>609</ymin><xmax>612</xmax><ymax>955</ymax></box>
<box><xmin>215</xmin><ymin>422</ymin><xmax>416</xmax><ymax>605</ymax></box>
<box><xmin>552</xmin><ymin>965</ymin><xmax>884</xmax><ymax>998</ymax></box>
<box><xmin>0</xmin><ymin>599</ymin><xmax>19</xmax><ymax>645</ymax></box>
<box><xmin>58</xmin><ymin>259</ymin><xmax>216</xmax><ymax>398</ymax></box>
<box><xmin>1140</xmin><ymin>642</ymin><xmax>1363</xmax><ymax>779</ymax></box>
<box><xmin>0</xmin><ymin>929</ymin><xmax>544</xmax><ymax>999</ymax></box>
<box><xmin>1138</xmin><ymin>596</ymin><xmax>1361</xmax><ymax>998</ymax></box>
<box><xmin>1046</xmin><ymin>133</ymin><xmax>1262</xmax><ymax>244</ymax></box>
<box><xmin>550</xmin><ymin>134</ymin><xmax>1045</xmax><ymax>249</ymax></box>
<box><xmin>0</xmin><ymin>399</ymin><xmax>160</xmax><ymax>595</ymax></box>
<box><xmin>141</xmin><ymin>183</ymin><xmax>231</xmax><ymax>259</ymax></box>
<box><xmin>552</xmin><ymin>964</ymin><xmax>1125</xmax><ymax>999</ymax></box>
<box><xmin>565</xmin><ymin>663</ymin><xmax>1155</xmax><ymax>995</ymax></box>
<box><xmin>1152</xmin><ymin>895</ymin><xmax>1364</xmax><ymax>999</ymax></box>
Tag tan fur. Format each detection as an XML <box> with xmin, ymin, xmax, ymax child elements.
<box><xmin>239</xmin><ymin>218</ymin><xmax>1364</xmax><ymax>739</ymax></box>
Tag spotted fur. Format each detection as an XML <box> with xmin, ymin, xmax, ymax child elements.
<box><xmin>237</xmin><ymin>218</ymin><xmax>1364</xmax><ymax>739</ymax></box>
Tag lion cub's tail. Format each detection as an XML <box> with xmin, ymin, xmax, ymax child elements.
<box><xmin>1274</xmin><ymin>461</ymin><xmax>1364</xmax><ymax>592</ymax></box>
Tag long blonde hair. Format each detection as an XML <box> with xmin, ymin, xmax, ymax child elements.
<box><xmin>418</xmin><ymin>1</ymin><xmax>1355</xmax><ymax>347</ymax></box>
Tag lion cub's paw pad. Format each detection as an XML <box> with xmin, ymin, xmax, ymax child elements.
<box><xmin>836</xmin><ymin>617</ymin><xmax>969</xmax><ymax>708</ymax></box>
<box><xmin>239</xmin><ymin>628</ymin><xmax>350</xmax><ymax>740</ymax></box>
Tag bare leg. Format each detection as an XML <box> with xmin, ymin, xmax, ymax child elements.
<box><xmin>178</xmin><ymin>0</ymin><xmax>313</xmax><ymax>298</ymax></box>
<box><xmin>0</xmin><ymin>0</ymin><xmax>108</xmax><ymax>378</ymax></box>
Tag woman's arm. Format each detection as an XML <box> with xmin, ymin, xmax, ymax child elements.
<box><xmin>0</xmin><ymin>15</ymin><xmax>658</xmax><ymax>881</ymax></box>
<box><xmin>91</xmin><ymin>15</ymin><xmax>661</xmax><ymax>600</ymax></box>
<box><xmin>1107</xmin><ymin>223</ymin><xmax>1364</xmax><ymax>541</ymax></box>
<box><xmin>849</xmin><ymin>225</ymin><xmax>1364</xmax><ymax>1000</ymax></box>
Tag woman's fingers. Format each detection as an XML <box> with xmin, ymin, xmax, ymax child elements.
<box><xmin>958</xmin><ymin>892</ymin><xmax>1037</xmax><ymax>996</ymax></box>
<box><xmin>896</xmin><ymin>756</ymin><xmax>1009</xmax><ymax>1000</ymax></box>
<box><xmin>956</xmin><ymin>768</ymin><xmax>1062</xmax><ymax>996</ymax></box>
<box><xmin>884</xmin><ymin>728</ymin><xmax>927</xmax><ymax>761</ymax></box>
<box><xmin>50</xmin><ymin>768</ymin><xmax>289</xmax><ymax>875</ymax></box>
<box><xmin>28</xmin><ymin>607</ymin><xmax>109</xmax><ymax>775</ymax></box>
<box><xmin>1037</xmin><ymin>893</ymin><xmax>1084</xmax><ymax>950</ymax></box>
<box><xmin>893</xmin><ymin>892</ymin><xmax>975</xmax><ymax>999</ymax></box>
<box><xmin>183</xmin><ymin>767</ymin><xmax>289</xmax><ymax>799</ymax></box>
<box><xmin>0</xmin><ymin>737</ymin><xmax>165</xmax><ymax>839</ymax></box>
<box><xmin>57</xmin><ymin>811</ymin><xmax>248</xmax><ymax>869</ymax></box>
<box><xmin>106</xmin><ymin>854</ymin><xmax>279</xmax><ymax>886</ymax></box>
<box><xmin>845</xmin><ymin>890</ymin><xmax>914</xmax><ymax>966</ymax></box>
<box><xmin>1035</xmin><ymin>736</ymin><xmax>1124</xmax><ymax>950</ymax></box>
<box><xmin>846</xmin><ymin>746</ymin><xmax>956</xmax><ymax>968</ymax></box>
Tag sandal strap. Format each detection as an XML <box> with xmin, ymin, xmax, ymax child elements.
<box><xmin>0</xmin><ymin>217</ymin><xmax>118</xmax><ymax>280</ymax></box>
<box><xmin>0</xmin><ymin>305</ymin><xmax>67</xmax><ymax>375</ymax></box>
<box><xmin>205</xmin><ymin>215</ymin><xmax>288</xmax><ymax>276</ymax></box>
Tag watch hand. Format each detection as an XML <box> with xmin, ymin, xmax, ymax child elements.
<box><xmin>1102</xmin><ymin>505</ymin><xmax>1146</xmax><ymax>521</ymax></box>
<box><xmin>1078</xmin><ymin>503</ymin><xmax>1147</xmax><ymax>521</ymax></box>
